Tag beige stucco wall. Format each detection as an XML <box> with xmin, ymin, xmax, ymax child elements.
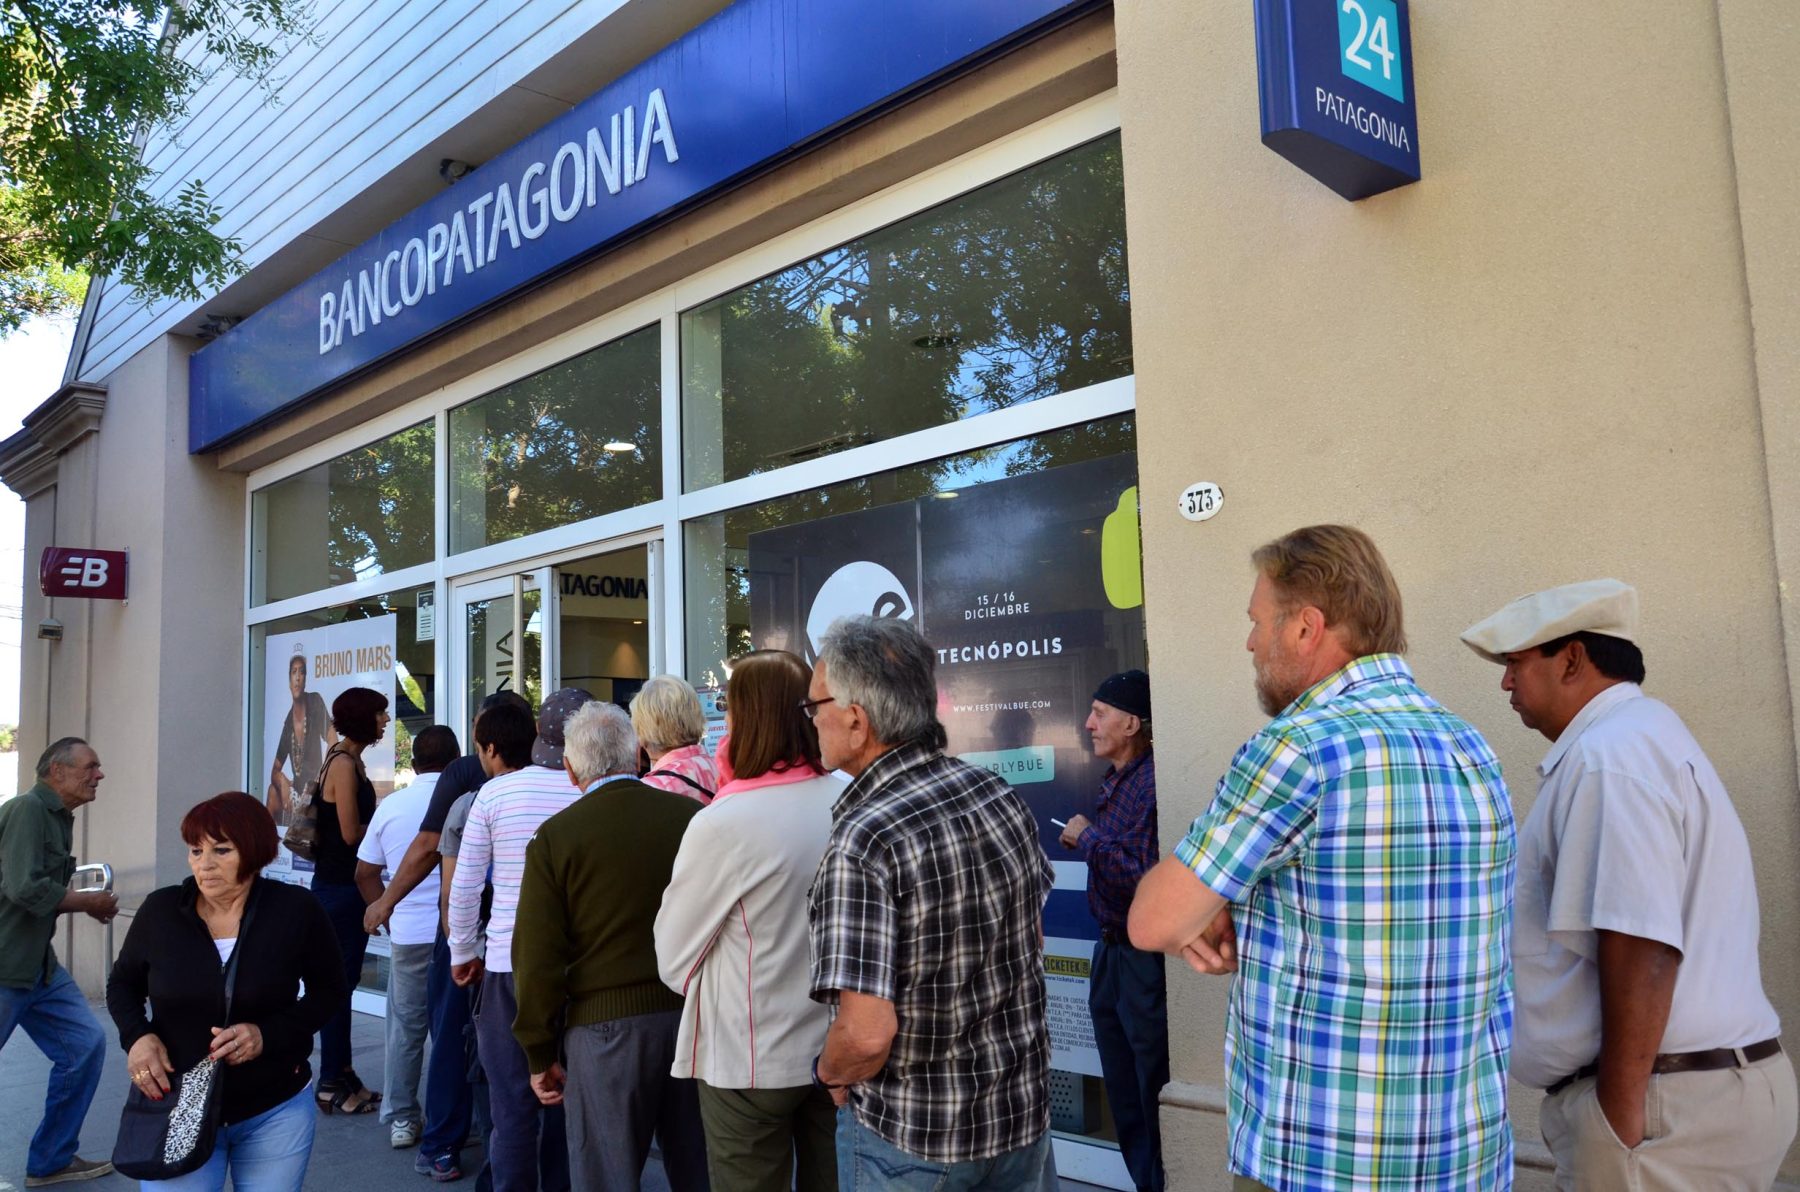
<box><xmin>1116</xmin><ymin>0</ymin><xmax>1800</xmax><ymax>1186</ymax></box>
<box><xmin>15</xmin><ymin>337</ymin><xmax>248</xmax><ymax>993</ymax></box>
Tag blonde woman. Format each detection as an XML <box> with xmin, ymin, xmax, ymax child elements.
<box><xmin>630</xmin><ymin>675</ymin><xmax>719</xmax><ymax>803</ymax></box>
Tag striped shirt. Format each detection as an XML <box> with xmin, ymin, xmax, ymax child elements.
<box><xmin>447</xmin><ymin>764</ymin><xmax>581</xmax><ymax>973</ymax></box>
<box><xmin>1175</xmin><ymin>654</ymin><xmax>1515</xmax><ymax>1191</ymax></box>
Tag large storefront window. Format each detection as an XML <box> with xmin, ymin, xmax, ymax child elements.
<box><xmin>251</xmin><ymin>421</ymin><xmax>434</xmax><ymax>605</ymax></box>
<box><xmin>681</xmin><ymin>133</ymin><xmax>1132</xmax><ymax>491</ymax></box>
<box><xmin>684</xmin><ymin>416</ymin><xmax>1143</xmax><ymax>1157</ymax></box>
<box><xmin>450</xmin><ymin>325</ymin><xmax>661</xmax><ymax>553</ymax></box>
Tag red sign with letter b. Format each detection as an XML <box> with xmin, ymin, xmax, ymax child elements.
<box><xmin>40</xmin><ymin>548</ymin><xmax>129</xmax><ymax>600</ymax></box>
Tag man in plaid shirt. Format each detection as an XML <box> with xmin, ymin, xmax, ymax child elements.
<box><xmin>1059</xmin><ymin>669</ymin><xmax>1167</xmax><ymax>1192</ymax></box>
<box><xmin>807</xmin><ymin>615</ymin><xmax>1057</xmax><ymax>1190</ymax></box>
<box><xmin>1131</xmin><ymin>526</ymin><xmax>1515</xmax><ymax>1192</ymax></box>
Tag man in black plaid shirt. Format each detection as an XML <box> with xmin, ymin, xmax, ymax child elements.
<box><xmin>806</xmin><ymin>615</ymin><xmax>1057</xmax><ymax>1189</ymax></box>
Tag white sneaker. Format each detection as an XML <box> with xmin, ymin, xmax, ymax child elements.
<box><xmin>391</xmin><ymin>1120</ymin><xmax>422</xmax><ymax>1149</ymax></box>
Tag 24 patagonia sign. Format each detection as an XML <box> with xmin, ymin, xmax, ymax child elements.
<box><xmin>1255</xmin><ymin>0</ymin><xmax>1421</xmax><ymax>199</ymax></box>
<box><xmin>187</xmin><ymin>0</ymin><xmax>1097</xmax><ymax>453</ymax></box>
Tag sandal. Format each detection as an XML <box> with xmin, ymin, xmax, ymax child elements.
<box><xmin>315</xmin><ymin>1075</ymin><xmax>382</xmax><ymax>1115</ymax></box>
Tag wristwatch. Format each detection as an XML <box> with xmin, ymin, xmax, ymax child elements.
<box><xmin>812</xmin><ymin>1054</ymin><xmax>847</xmax><ymax>1090</ymax></box>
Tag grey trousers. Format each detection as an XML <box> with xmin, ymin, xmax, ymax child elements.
<box><xmin>382</xmin><ymin>941</ymin><xmax>433</xmax><ymax>1125</ymax></box>
<box><xmin>563</xmin><ymin>1010</ymin><xmax>710</xmax><ymax>1192</ymax></box>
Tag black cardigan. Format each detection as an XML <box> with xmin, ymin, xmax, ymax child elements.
<box><xmin>106</xmin><ymin>876</ymin><xmax>345</xmax><ymax>1123</ymax></box>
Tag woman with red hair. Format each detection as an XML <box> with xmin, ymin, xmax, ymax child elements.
<box><xmin>107</xmin><ymin>792</ymin><xmax>345</xmax><ymax>1190</ymax></box>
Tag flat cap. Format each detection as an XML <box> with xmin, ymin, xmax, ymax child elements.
<box><xmin>1460</xmin><ymin>579</ymin><xmax>1638</xmax><ymax>664</ymax></box>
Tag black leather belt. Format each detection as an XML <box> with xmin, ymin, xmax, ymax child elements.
<box><xmin>1545</xmin><ymin>1037</ymin><xmax>1782</xmax><ymax>1098</ymax></box>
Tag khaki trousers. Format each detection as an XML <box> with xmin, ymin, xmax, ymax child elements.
<box><xmin>1540</xmin><ymin>1050</ymin><xmax>1798</xmax><ymax>1191</ymax></box>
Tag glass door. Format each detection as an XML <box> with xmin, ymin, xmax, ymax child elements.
<box><xmin>451</xmin><ymin>569</ymin><xmax>551</xmax><ymax>742</ymax></box>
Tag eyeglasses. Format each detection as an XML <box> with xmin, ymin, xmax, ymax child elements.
<box><xmin>798</xmin><ymin>696</ymin><xmax>835</xmax><ymax>720</ymax></box>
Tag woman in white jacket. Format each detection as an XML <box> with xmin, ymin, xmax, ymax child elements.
<box><xmin>654</xmin><ymin>649</ymin><xmax>845</xmax><ymax>1192</ymax></box>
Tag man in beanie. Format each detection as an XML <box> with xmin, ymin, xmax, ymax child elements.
<box><xmin>449</xmin><ymin>688</ymin><xmax>596</xmax><ymax>1192</ymax></box>
<box><xmin>1463</xmin><ymin>580</ymin><xmax>1795</xmax><ymax>1189</ymax></box>
<box><xmin>1059</xmin><ymin>670</ymin><xmax>1165</xmax><ymax>1192</ymax></box>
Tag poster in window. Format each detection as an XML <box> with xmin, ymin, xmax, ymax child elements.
<box><xmin>262</xmin><ymin>615</ymin><xmax>399</xmax><ymax>884</ymax></box>
<box><xmin>747</xmin><ymin>452</ymin><xmax>1145</xmax><ymax>1077</ymax></box>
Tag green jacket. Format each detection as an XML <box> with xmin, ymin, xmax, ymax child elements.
<box><xmin>0</xmin><ymin>782</ymin><xmax>75</xmax><ymax>988</ymax></box>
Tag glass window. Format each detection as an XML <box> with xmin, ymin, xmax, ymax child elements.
<box><xmin>251</xmin><ymin>421</ymin><xmax>434</xmax><ymax>605</ymax></box>
<box><xmin>248</xmin><ymin>585</ymin><xmax>436</xmax><ymax>843</ymax></box>
<box><xmin>449</xmin><ymin>325</ymin><xmax>661</xmax><ymax>554</ymax></box>
<box><xmin>681</xmin><ymin>133</ymin><xmax>1131</xmax><ymax>491</ymax></box>
<box><xmin>682</xmin><ymin>416</ymin><xmax>1142</xmax><ymax>1159</ymax></box>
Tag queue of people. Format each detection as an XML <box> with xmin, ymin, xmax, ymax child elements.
<box><xmin>0</xmin><ymin>521</ymin><xmax>1794</xmax><ymax>1192</ymax></box>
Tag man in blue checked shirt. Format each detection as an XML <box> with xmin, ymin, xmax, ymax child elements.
<box><xmin>1129</xmin><ymin>525</ymin><xmax>1515</xmax><ymax>1192</ymax></box>
<box><xmin>1059</xmin><ymin>669</ymin><xmax>1167</xmax><ymax>1192</ymax></box>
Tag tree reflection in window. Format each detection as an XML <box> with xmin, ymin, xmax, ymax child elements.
<box><xmin>252</xmin><ymin>420</ymin><xmax>435</xmax><ymax>605</ymax></box>
<box><xmin>683</xmin><ymin>133</ymin><xmax>1130</xmax><ymax>490</ymax></box>
<box><xmin>450</xmin><ymin>324</ymin><xmax>660</xmax><ymax>553</ymax></box>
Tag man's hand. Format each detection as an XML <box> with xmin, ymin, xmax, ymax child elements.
<box><xmin>1180</xmin><ymin>906</ymin><xmax>1238</xmax><ymax>975</ymax></box>
<box><xmin>530</xmin><ymin>1063</ymin><xmax>566</xmax><ymax>1106</ymax></box>
<box><xmin>59</xmin><ymin>889</ymin><xmax>118</xmax><ymax>922</ymax></box>
<box><xmin>830</xmin><ymin>1084</ymin><xmax>850</xmax><ymax>1108</ymax></box>
<box><xmin>363</xmin><ymin>896</ymin><xmax>393</xmax><ymax>935</ymax></box>
<box><xmin>1594</xmin><ymin>929</ymin><xmax>1680</xmax><ymax>1150</ymax></box>
<box><xmin>451</xmin><ymin>958</ymin><xmax>485</xmax><ymax>987</ymax></box>
<box><xmin>1058</xmin><ymin>814</ymin><xmax>1092</xmax><ymax>850</ymax></box>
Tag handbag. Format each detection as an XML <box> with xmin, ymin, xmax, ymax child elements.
<box><xmin>282</xmin><ymin>749</ymin><xmax>349</xmax><ymax>862</ymax></box>
<box><xmin>112</xmin><ymin>889</ymin><xmax>259</xmax><ymax>1179</ymax></box>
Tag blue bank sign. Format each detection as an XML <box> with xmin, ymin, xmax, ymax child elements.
<box><xmin>1254</xmin><ymin>0</ymin><xmax>1420</xmax><ymax>200</ymax></box>
<box><xmin>189</xmin><ymin>0</ymin><xmax>1091</xmax><ymax>453</ymax></box>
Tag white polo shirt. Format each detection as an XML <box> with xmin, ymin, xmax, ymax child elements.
<box><xmin>1511</xmin><ymin>682</ymin><xmax>1780</xmax><ymax>1089</ymax></box>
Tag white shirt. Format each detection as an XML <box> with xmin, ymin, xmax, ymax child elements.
<box><xmin>1511</xmin><ymin>683</ymin><xmax>1780</xmax><ymax>1088</ymax></box>
<box><xmin>356</xmin><ymin>772</ymin><xmax>441</xmax><ymax>946</ymax></box>
<box><xmin>654</xmin><ymin>771</ymin><xmax>843</xmax><ymax>1088</ymax></box>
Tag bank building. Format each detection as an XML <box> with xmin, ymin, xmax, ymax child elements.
<box><xmin>4</xmin><ymin>2</ymin><xmax>1797</xmax><ymax>1186</ymax></box>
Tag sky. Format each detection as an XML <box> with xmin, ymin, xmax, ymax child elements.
<box><xmin>0</xmin><ymin>317</ymin><xmax>78</xmax><ymax>726</ymax></box>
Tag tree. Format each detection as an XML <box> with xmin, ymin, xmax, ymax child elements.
<box><xmin>0</xmin><ymin>1</ymin><xmax>307</xmax><ymax>335</ymax></box>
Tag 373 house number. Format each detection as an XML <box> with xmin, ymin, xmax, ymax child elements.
<box><xmin>1178</xmin><ymin>482</ymin><xmax>1224</xmax><ymax>523</ymax></box>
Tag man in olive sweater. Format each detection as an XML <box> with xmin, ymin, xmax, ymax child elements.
<box><xmin>512</xmin><ymin>700</ymin><xmax>708</xmax><ymax>1192</ymax></box>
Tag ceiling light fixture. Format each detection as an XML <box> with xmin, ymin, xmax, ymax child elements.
<box><xmin>603</xmin><ymin>441</ymin><xmax>636</xmax><ymax>453</ymax></box>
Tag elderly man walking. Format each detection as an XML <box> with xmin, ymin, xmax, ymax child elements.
<box><xmin>1463</xmin><ymin>579</ymin><xmax>1796</xmax><ymax>1190</ymax></box>
<box><xmin>808</xmin><ymin>615</ymin><xmax>1057</xmax><ymax>1191</ymax></box>
<box><xmin>0</xmin><ymin>737</ymin><xmax>118</xmax><ymax>1186</ymax></box>
<box><xmin>512</xmin><ymin>700</ymin><xmax>708</xmax><ymax>1192</ymax></box>
<box><xmin>1130</xmin><ymin>525</ymin><xmax>1515</xmax><ymax>1192</ymax></box>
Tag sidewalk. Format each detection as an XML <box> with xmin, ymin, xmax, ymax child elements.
<box><xmin>3</xmin><ymin>1001</ymin><xmax>1103</xmax><ymax>1190</ymax></box>
<box><xmin>0</xmin><ymin>1002</ymin><xmax>670</xmax><ymax>1192</ymax></box>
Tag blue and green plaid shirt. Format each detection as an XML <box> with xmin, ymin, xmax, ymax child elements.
<box><xmin>1176</xmin><ymin>655</ymin><xmax>1514</xmax><ymax>1191</ymax></box>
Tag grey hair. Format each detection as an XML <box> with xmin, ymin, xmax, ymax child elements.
<box><xmin>36</xmin><ymin>737</ymin><xmax>89</xmax><ymax>781</ymax></box>
<box><xmin>629</xmin><ymin>675</ymin><xmax>705</xmax><ymax>756</ymax></box>
<box><xmin>817</xmin><ymin>616</ymin><xmax>945</xmax><ymax>749</ymax></box>
<box><xmin>562</xmin><ymin>701</ymin><xmax>638</xmax><ymax>786</ymax></box>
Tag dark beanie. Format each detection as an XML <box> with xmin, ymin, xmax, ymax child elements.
<box><xmin>1093</xmin><ymin>669</ymin><xmax>1151</xmax><ymax>721</ymax></box>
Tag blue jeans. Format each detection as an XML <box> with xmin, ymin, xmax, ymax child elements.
<box><xmin>0</xmin><ymin>964</ymin><xmax>107</xmax><ymax>1177</ymax></box>
<box><xmin>309</xmin><ymin>881</ymin><xmax>368</xmax><ymax>1084</ymax></box>
<box><xmin>145</xmin><ymin>1082</ymin><xmax>316</xmax><ymax>1191</ymax></box>
<box><xmin>420</xmin><ymin>933</ymin><xmax>477</xmax><ymax>1158</ymax></box>
<box><xmin>835</xmin><ymin>1110</ymin><xmax>1056</xmax><ymax>1191</ymax></box>
<box><xmin>1089</xmin><ymin>939</ymin><xmax>1169</xmax><ymax>1192</ymax></box>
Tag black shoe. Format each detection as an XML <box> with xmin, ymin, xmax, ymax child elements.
<box><xmin>25</xmin><ymin>1158</ymin><xmax>114</xmax><ymax>1186</ymax></box>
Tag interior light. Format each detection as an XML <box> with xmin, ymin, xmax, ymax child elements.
<box><xmin>603</xmin><ymin>440</ymin><xmax>636</xmax><ymax>453</ymax></box>
<box><xmin>933</xmin><ymin>490</ymin><xmax>958</xmax><ymax>499</ymax></box>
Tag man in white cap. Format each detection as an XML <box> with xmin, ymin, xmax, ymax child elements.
<box><xmin>1463</xmin><ymin>580</ymin><xmax>1796</xmax><ymax>1189</ymax></box>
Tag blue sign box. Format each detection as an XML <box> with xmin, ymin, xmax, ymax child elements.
<box><xmin>1255</xmin><ymin>0</ymin><xmax>1420</xmax><ymax>200</ymax></box>
<box><xmin>188</xmin><ymin>0</ymin><xmax>1093</xmax><ymax>453</ymax></box>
